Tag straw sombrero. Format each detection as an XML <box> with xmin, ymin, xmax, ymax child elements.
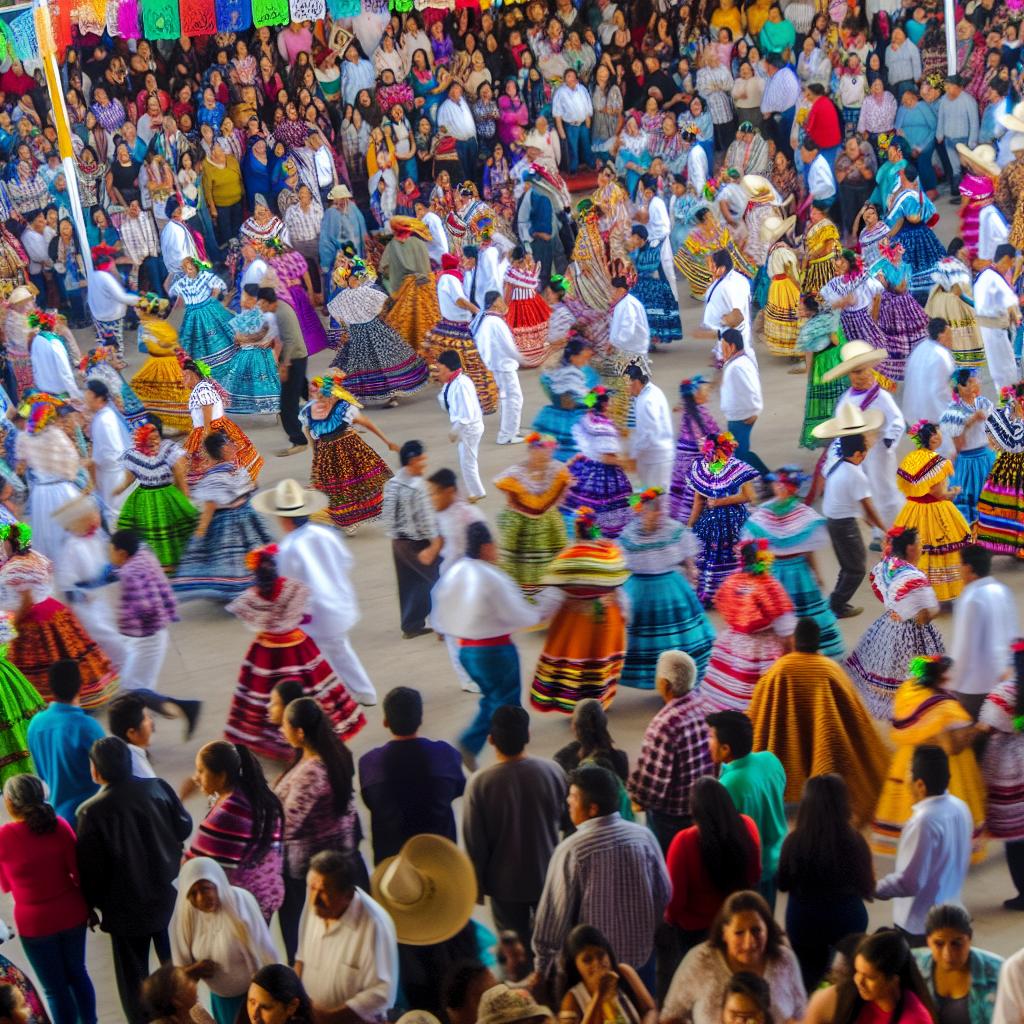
<box><xmin>999</xmin><ymin>101</ymin><xmax>1024</xmax><ymax>135</ymax></box>
<box><xmin>371</xmin><ymin>835</ymin><xmax>476</xmax><ymax>946</ymax></box>
<box><xmin>954</xmin><ymin>142</ymin><xmax>999</xmax><ymax>179</ymax></box>
<box><xmin>812</xmin><ymin>401</ymin><xmax>886</xmax><ymax>439</ymax></box>
<box><xmin>7</xmin><ymin>286</ymin><xmax>33</xmax><ymax>305</ymax></box>
<box><xmin>759</xmin><ymin>213</ymin><xmax>796</xmax><ymax>246</ymax></box>
<box><xmin>52</xmin><ymin>493</ymin><xmax>100</xmax><ymax>531</ymax></box>
<box><xmin>821</xmin><ymin>340</ymin><xmax>889</xmax><ymax>383</ymax></box>
<box><xmin>741</xmin><ymin>174</ymin><xmax>775</xmax><ymax>202</ymax></box>
<box><xmin>251</xmin><ymin>478</ymin><xmax>328</xmax><ymax>518</ymax></box>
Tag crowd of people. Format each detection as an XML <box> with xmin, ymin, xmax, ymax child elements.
<box><xmin>5</xmin><ymin>0</ymin><xmax>1024</xmax><ymax>1020</ymax></box>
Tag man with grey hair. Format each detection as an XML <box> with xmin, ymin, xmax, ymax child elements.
<box><xmin>627</xmin><ymin>651</ymin><xmax>714</xmax><ymax>854</ymax></box>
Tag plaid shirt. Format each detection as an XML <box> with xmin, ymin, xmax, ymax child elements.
<box><xmin>116</xmin><ymin>547</ymin><xmax>179</xmax><ymax>637</ymax></box>
<box><xmin>283</xmin><ymin>200</ymin><xmax>324</xmax><ymax>244</ymax></box>
<box><xmin>627</xmin><ymin>692</ymin><xmax>713</xmax><ymax>818</ymax></box>
<box><xmin>120</xmin><ymin>211</ymin><xmax>160</xmax><ymax>263</ymax></box>
<box><xmin>380</xmin><ymin>470</ymin><xmax>438</xmax><ymax>541</ymax></box>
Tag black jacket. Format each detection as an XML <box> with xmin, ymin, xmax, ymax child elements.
<box><xmin>76</xmin><ymin>777</ymin><xmax>192</xmax><ymax>936</ymax></box>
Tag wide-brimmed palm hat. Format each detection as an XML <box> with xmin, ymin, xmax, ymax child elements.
<box><xmin>251</xmin><ymin>478</ymin><xmax>328</xmax><ymax>517</ymax></box>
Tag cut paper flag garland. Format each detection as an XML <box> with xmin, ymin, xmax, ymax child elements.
<box><xmin>141</xmin><ymin>0</ymin><xmax>181</xmax><ymax>38</ymax></box>
<box><xmin>215</xmin><ymin>0</ymin><xmax>252</xmax><ymax>32</ymax></box>
<box><xmin>9</xmin><ymin>9</ymin><xmax>38</xmax><ymax>61</ymax></box>
<box><xmin>290</xmin><ymin>0</ymin><xmax>325</xmax><ymax>21</ymax></box>
<box><xmin>251</xmin><ymin>0</ymin><xmax>289</xmax><ymax>26</ymax></box>
<box><xmin>181</xmin><ymin>0</ymin><xmax>217</xmax><ymax>36</ymax></box>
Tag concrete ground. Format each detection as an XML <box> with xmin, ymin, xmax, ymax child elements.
<box><xmin>6</xmin><ymin>225</ymin><xmax>1024</xmax><ymax>1020</ymax></box>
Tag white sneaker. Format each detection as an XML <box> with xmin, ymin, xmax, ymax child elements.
<box><xmin>497</xmin><ymin>435</ymin><xmax>526</xmax><ymax>445</ymax></box>
<box><xmin>461</xmin><ymin>680</ymin><xmax>482</xmax><ymax>693</ymax></box>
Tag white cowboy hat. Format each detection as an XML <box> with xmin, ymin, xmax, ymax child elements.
<box><xmin>812</xmin><ymin>400</ymin><xmax>886</xmax><ymax>439</ymax></box>
<box><xmin>999</xmin><ymin>101</ymin><xmax>1024</xmax><ymax>134</ymax></box>
<box><xmin>522</xmin><ymin>132</ymin><xmax>546</xmax><ymax>151</ymax></box>
<box><xmin>371</xmin><ymin>835</ymin><xmax>476</xmax><ymax>946</ymax></box>
<box><xmin>251</xmin><ymin>478</ymin><xmax>328</xmax><ymax>518</ymax></box>
<box><xmin>954</xmin><ymin>142</ymin><xmax>1000</xmax><ymax>179</ymax></box>
<box><xmin>52</xmin><ymin>493</ymin><xmax>100</xmax><ymax>532</ymax></box>
<box><xmin>741</xmin><ymin>174</ymin><xmax>774</xmax><ymax>201</ymax></box>
<box><xmin>476</xmin><ymin>986</ymin><xmax>554</xmax><ymax>1024</ymax></box>
<box><xmin>6</xmin><ymin>285</ymin><xmax>33</xmax><ymax>305</ymax></box>
<box><xmin>759</xmin><ymin>213</ymin><xmax>796</xmax><ymax>246</ymax></box>
<box><xmin>1011</xmin><ymin>134</ymin><xmax>1024</xmax><ymax>154</ymax></box>
<box><xmin>328</xmin><ymin>184</ymin><xmax>353</xmax><ymax>200</ymax></box>
<box><xmin>821</xmin><ymin>339</ymin><xmax>889</xmax><ymax>383</ymax></box>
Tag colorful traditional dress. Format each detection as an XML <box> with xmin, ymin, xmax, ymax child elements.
<box><xmin>0</xmin><ymin>550</ymin><xmax>117</xmax><ymax>709</ymax></box>
<box><xmin>674</xmin><ymin>214</ymin><xmax>753</xmax><ymax>299</ymax></box>
<box><xmin>925</xmin><ymin>262</ymin><xmax>984</xmax><ymax>367</ymax></box>
<box><xmin>872</xmin><ymin>679</ymin><xmax>987</xmax><ymax>858</ymax></box>
<box><xmin>819</xmin><ymin>272</ymin><xmax>887</xmax><ymax>358</ymax></box>
<box><xmin>3</xmin><ymin>308</ymin><xmax>35</xmax><ymax>399</ymax></box>
<box><xmin>892</xmin><ymin>449</ymin><xmax>971</xmax><ymax>602</ymax></box>
<box><xmin>669</xmin><ymin>402</ymin><xmax>719</xmax><ymax>523</ymax></box>
<box><xmin>700</xmin><ymin>568</ymin><xmax>796</xmax><ymax>713</ymax></box>
<box><xmin>797</xmin><ymin>309</ymin><xmax>847</xmax><ymax>448</ymax></box>
<box><xmin>225</xmin><ymin>576</ymin><xmax>366</xmax><ymax>760</ymax></box>
<box><xmin>763</xmin><ymin>243</ymin><xmax>801</xmax><ymax>357</ymax></box>
<box><xmin>16</xmin><ymin>426</ymin><xmax>83</xmax><ymax>563</ymax></box>
<box><xmin>977</xmin><ymin>402</ymin><xmax>1024</xmax><ymax>557</ymax></box>
<box><xmin>130</xmin><ymin>319</ymin><xmax>191</xmax><ymax>433</ymax></box>
<box><xmin>872</xmin><ymin>255</ymin><xmax>930</xmax><ymax>391</ymax></box>
<box><xmin>980</xmin><ymin>680</ymin><xmax>1024</xmax><ymax>845</ymax></box>
<box><xmin>844</xmin><ymin>556</ymin><xmax>944</xmax><ymax>720</ymax></box>
<box><xmin>183</xmin><ymin>379</ymin><xmax>264</xmax><ymax>485</ymax></box>
<box><xmin>562</xmin><ymin>412</ymin><xmax>633</xmax><ymax>538</ymax></box>
<box><xmin>532</xmin><ymin>363</ymin><xmax>602</xmax><ymax>463</ymax></box>
<box><xmin>800</xmin><ymin>216</ymin><xmax>841</xmax><ymax>296</ymax></box>
<box><xmin>530</xmin><ymin>537</ymin><xmax>629</xmax><ymax>713</ymax></box>
<box><xmin>940</xmin><ymin>394</ymin><xmax>996</xmax><ymax>526</ymax></box>
<box><xmin>689</xmin><ymin>455</ymin><xmax>760</xmax><ymax>605</ymax></box>
<box><xmin>505</xmin><ymin>263</ymin><xmax>552</xmax><ymax>367</ymax></box>
<box><xmin>83</xmin><ymin>350</ymin><xmax>147</xmax><ymax>430</ymax></box>
<box><xmin>300</xmin><ymin>396</ymin><xmax>392</xmax><ymax>529</ymax></box>
<box><xmin>268</xmin><ymin>248</ymin><xmax>329</xmax><ymax>356</ymax></box>
<box><xmin>629</xmin><ymin>241</ymin><xmax>682</xmax><ymax>344</ymax></box>
<box><xmin>117</xmin><ymin>439</ymin><xmax>199</xmax><ymax>570</ymax></box>
<box><xmin>220</xmin><ymin>307</ymin><xmax>281</xmax><ymax>416</ymax></box>
<box><xmin>168</xmin><ymin>271</ymin><xmax>237</xmax><ymax>378</ymax></box>
<box><xmin>742</xmin><ymin>497</ymin><xmax>844</xmax><ymax>657</ymax></box>
<box><xmin>859</xmin><ymin>218</ymin><xmax>891</xmax><ymax>270</ymax></box>
<box><xmin>327</xmin><ymin>283</ymin><xmax>429</xmax><ymax>402</ymax></box>
<box><xmin>0</xmin><ymin>953</ymin><xmax>50</xmax><ymax>1024</ymax></box>
<box><xmin>172</xmin><ymin>463</ymin><xmax>272</xmax><ymax>601</ymax></box>
<box><xmin>494</xmin><ymin>459</ymin><xmax>571</xmax><ymax>596</ymax></box>
<box><xmin>885</xmin><ymin>187</ymin><xmax>947</xmax><ymax>297</ymax></box>
<box><xmin>620</xmin><ymin>517</ymin><xmax>714</xmax><ymax>689</ymax></box>
<box><xmin>0</xmin><ymin>612</ymin><xmax>45</xmax><ymax>784</ymax></box>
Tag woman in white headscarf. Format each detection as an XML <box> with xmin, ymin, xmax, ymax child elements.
<box><xmin>170</xmin><ymin>857</ymin><xmax>278</xmax><ymax>1024</ymax></box>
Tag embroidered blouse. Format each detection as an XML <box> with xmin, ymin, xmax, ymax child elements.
<box><xmin>119</xmin><ymin>440</ymin><xmax>186</xmax><ymax>487</ymax></box>
<box><xmin>494</xmin><ymin>461</ymin><xmax>571</xmax><ymax>517</ymax></box>
<box><xmin>227</xmin><ymin>577</ymin><xmax>311</xmax><ymax>635</ymax></box>
<box><xmin>870</xmin><ymin>555</ymin><xmax>939</xmax><ymax>620</ymax></box>
<box><xmin>299</xmin><ymin>398</ymin><xmax>356</xmax><ymax>440</ymax></box>
<box><xmin>619</xmin><ymin>518</ymin><xmax>697</xmax><ymax>574</ymax></box>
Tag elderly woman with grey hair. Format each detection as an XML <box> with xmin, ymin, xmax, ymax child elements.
<box><xmin>0</xmin><ymin>774</ymin><xmax>98</xmax><ymax>1024</ymax></box>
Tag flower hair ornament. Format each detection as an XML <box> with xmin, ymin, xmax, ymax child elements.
<box><xmin>582</xmin><ymin>385</ymin><xmax>611</xmax><ymax>409</ymax></box>
<box><xmin>133</xmin><ymin>422</ymin><xmax>159</xmax><ymax>452</ymax></box>
<box><xmin>311</xmin><ymin>374</ymin><xmax>363</xmax><ymax>408</ymax></box>
<box><xmin>264</xmin><ymin>236</ymin><xmax>285</xmax><ymax>254</ymax></box>
<box><xmin>950</xmin><ymin>367</ymin><xmax>978</xmax><ymax>393</ymax></box>
<box><xmin>244</xmin><ymin>543</ymin><xmax>279</xmax><ymax>572</ymax></box>
<box><xmin>548</xmin><ymin>274</ymin><xmax>572</xmax><ymax>297</ymax></box>
<box><xmin>908</xmin><ymin>654</ymin><xmax>942</xmax><ymax>680</ymax></box>
<box><xmin>79</xmin><ymin>346</ymin><xmax>116</xmax><ymax>373</ymax></box>
<box><xmin>524</xmin><ymin>432</ymin><xmax>556</xmax><ymax>449</ymax></box>
<box><xmin>906</xmin><ymin>419</ymin><xmax>932</xmax><ymax>448</ymax></box>
<box><xmin>0</xmin><ymin>522</ymin><xmax>32</xmax><ymax>549</ymax></box>
<box><xmin>25</xmin><ymin>401</ymin><xmax>58</xmax><ymax>435</ymax></box>
<box><xmin>883</xmin><ymin>523</ymin><xmax>908</xmax><ymax>556</ymax></box>
<box><xmin>629</xmin><ymin>486</ymin><xmax>664</xmax><ymax>509</ymax></box>
<box><xmin>738</xmin><ymin>537</ymin><xmax>773</xmax><ymax>574</ymax></box>
<box><xmin>702</xmin><ymin>431</ymin><xmax>737</xmax><ymax>458</ymax></box>
<box><xmin>189</xmin><ymin>258</ymin><xmax>213</xmax><ymax>273</ymax></box>
<box><xmin>839</xmin><ymin>249</ymin><xmax>864</xmax><ymax>279</ymax></box>
<box><xmin>1000</xmin><ymin>382</ymin><xmax>1024</xmax><ymax>406</ymax></box>
<box><xmin>26</xmin><ymin>310</ymin><xmax>57</xmax><ymax>333</ymax></box>
<box><xmin>878</xmin><ymin>239</ymin><xmax>905</xmax><ymax>264</ymax></box>
<box><xmin>679</xmin><ymin>375</ymin><xmax>707</xmax><ymax>397</ymax></box>
<box><xmin>765</xmin><ymin>465</ymin><xmax>808</xmax><ymax>493</ymax></box>
<box><xmin>574</xmin><ymin>505</ymin><xmax>601</xmax><ymax>539</ymax></box>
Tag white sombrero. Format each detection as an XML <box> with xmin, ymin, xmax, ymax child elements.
<box><xmin>821</xmin><ymin>339</ymin><xmax>889</xmax><ymax>383</ymax></box>
<box><xmin>812</xmin><ymin>400</ymin><xmax>886</xmax><ymax>439</ymax></box>
<box><xmin>759</xmin><ymin>213</ymin><xmax>796</xmax><ymax>246</ymax></box>
<box><xmin>741</xmin><ymin>174</ymin><xmax>775</xmax><ymax>202</ymax></box>
<box><xmin>251</xmin><ymin>478</ymin><xmax>328</xmax><ymax>517</ymax></box>
<box><xmin>954</xmin><ymin>142</ymin><xmax>1000</xmax><ymax>179</ymax></box>
<box><xmin>999</xmin><ymin>100</ymin><xmax>1024</xmax><ymax>134</ymax></box>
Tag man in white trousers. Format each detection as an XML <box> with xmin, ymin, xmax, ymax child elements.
<box><xmin>474</xmin><ymin>291</ymin><xmax>527</xmax><ymax>445</ymax></box>
<box><xmin>974</xmin><ymin>245</ymin><xmax>1022</xmax><ymax>392</ymax></box>
<box><xmin>83</xmin><ymin>380</ymin><xmax>131</xmax><ymax>513</ymax></box>
<box><xmin>624</xmin><ymin>365</ymin><xmax>675</xmax><ymax>490</ymax></box>
<box><xmin>435</xmin><ymin>349</ymin><xmax>486</xmax><ymax>501</ymax></box>
<box><xmin>253</xmin><ymin>479</ymin><xmax>378</xmax><ymax>706</ymax></box>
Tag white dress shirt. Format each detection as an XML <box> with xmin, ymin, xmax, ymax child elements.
<box><xmin>719</xmin><ymin>351</ymin><xmax>763</xmax><ymax>422</ymax></box>
<box><xmin>902</xmin><ymin>339</ymin><xmax>956</xmax><ymax>454</ymax></box>
<box><xmin>647</xmin><ymin>196</ymin><xmax>671</xmax><ymax>247</ymax></box>
<box><xmin>993</xmin><ymin>948</ymin><xmax>1024</xmax><ymax>1024</ymax></box>
<box><xmin>129</xmin><ymin>743</ymin><xmax>156</xmax><ymax>779</ymax></box>
<box><xmin>807</xmin><ymin>153</ymin><xmax>837</xmax><ymax>201</ymax></box>
<box><xmin>475</xmin><ymin>246</ymin><xmax>505</xmax><ymax>303</ymax></box>
<box><xmin>703</xmin><ymin>270</ymin><xmax>753</xmax><ymax>352</ymax></box>
<box><xmin>296</xmin><ymin>888</ymin><xmax>398</xmax><ymax>1020</ymax></box>
<box><xmin>21</xmin><ymin>226</ymin><xmax>54</xmax><ymax>274</ymax></box>
<box><xmin>313</xmin><ymin>146</ymin><xmax>335</xmax><ymax>188</ymax></box>
<box><xmin>438</xmin><ymin>370</ymin><xmax>483</xmax><ymax>426</ymax></box>
<box><xmin>948</xmin><ymin>575</ymin><xmax>1017</xmax><ymax>696</ymax></box>
<box><xmin>437</xmin><ymin>97</ymin><xmax>477</xmax><ymax>140</ymax></box>
<box><xmin>160</xmin><ymin>219</ymin><xmax>198</xmax><ymax>277</ymax></box>
<box><xmin>277</xmin><ymin>523</ymin><xmax>360</xmax><ymax>634</ymax></box>
<box><xmin>609</xmin><ymin>294</ymin><xmax>650</xmax><ymax>354</ymax></box>
<box><xmin>978</xmin><ymin>203</ymin><xmax>1009</xmax><ymax>263</ymax></box>
<box><xmin>437</xmin><ymin>274</ymin><xmax>474</xmax><ymax>323</ymax></box>
<box><xmin>423</xmin><ymin>210</ymin><xmax>449</xmax><ymax>264</ymax></box>
<box><xmin>474</xmin><ymin>314</ymin><xmax>524</xmax><ymax>373</ymax></box>
<box><xmin>241</xmin><ymin>258</ymin><xmax>269</xmax><ymax>289</ymax></box>
<box><xmin>630</xmin><ymin>382</ymin><xmax>675</xmax><ymax>460</ymax></box>
<box><xmin>687</xmin><ymin>145</ymin><xmax>709</xmax><ymax>196</ymax></box>
<box><xmin>90</xmin><ymin>404</ymin><xmax>131</xmax><ymax>508</ymax></box>
<box><xmin>875</xmin><ymin>792</ymin><xmax>973</xmax><ymax>934</ymax></box>
<box><xmin>31</xmin><ymin>334</ymin><xmax>82</xmax><ymax>399</ymax></box>
<box><xmin>87</xmin><ymin>269</ymin><xmax>137</xmax><ymax>323</ymax></box>
<box><xmin>552</xmin><ymin>83</ymin><xmax>593</xmax><ymax>124</ymax></box>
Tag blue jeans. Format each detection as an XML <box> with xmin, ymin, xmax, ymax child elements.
<box><xmin>213</xmin><ymin>200</ymin><xmax>243</xmax><ymax>247</ymax></box>
<box><xmin>457</xmin><ymin>643</ymin><xmax>522</xmax><ymax>755</ymax></box>
<box><xmin>21</xmin><ymin>924</ymin><xmax>97</xmax><ymax>1024</ymax></box>
<box><xmin>140</xmin><ymin>255</ymin><xmax>167</xmax><ymax>297</ymax></box>
<box><xmin>456</xmin><ymin>137</ymin><xmax>480</xmax><ymax>182</ymax></box>
<box><xmin>563</xmin><ymin>123</ymin><xmax>594</xmax><ymax>173</ymax></box>
<box><xmin>822</xmin><ymin>144</ymin><xmax>840</xmax><ymax>172</ymax></box>
<box><xmin>727</xmin><ymin>418</ymin><xmax>769</xmax><ymax>476</ymax></box>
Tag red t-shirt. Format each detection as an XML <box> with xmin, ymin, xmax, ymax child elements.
<box><xmin>0</xmin><ymin>69</ymin><xmax>35</xmax><ymax>97</ymax></box>
<box><xmin>806</xmin><ymin>96</ymin><xmax>843</xmax><ymax>149</ymax></box>
<box><xmin>0</xmin><ymin>817</ymin><xmax>89</xmax><ymax>938</ymax></box>
<box><xmin>665</xmin><ymin>816</ymin><xmax>762</xmax><ymax>931</ymax></box>
<box><xmin>858</xmin><ymin>991</ymin><xmax>933</xmax><ymax>1024</ymax></box>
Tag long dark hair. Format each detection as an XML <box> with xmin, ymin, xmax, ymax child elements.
<box><xmin>281</xmin><ymin>697</ymin><xmax>355</xmax><ymax>814</ymax></box>
<box><xmin>198</xmin><ymin>741</ymin><xmax>283</xmax><ymax>860</ymax></box>
<box><xmin>777</xmin><ymin>774</ymin><xmax>874</xmax><ymax>899</ymax></box>
<box><xmin>833</xmin><ymin>930</ymin><xmax>936</xmax><ymax>1024</ymax></box>
<box><xmin>561</xmin><ymin>925</ymin><xmax>642</xmax><ymax>1011</ymax></box>
<box><xmin>572</xmin><ymin>699</ymin><xmax>619</xmax><ymax>763</ymax></box>
<box><xmin>1014</xmin><ymin>642</ymin><xmax>1024</xmax><ymax>722</ymax></box>
<box><xmin>248</xmin><ymin>964</ymin><xmax>315</xmax><ymax>1024</ymax></box>
<box><xmin>3</xmin><ymin>775</ymin><xmax>56</xmax><ymax>835</ymax></box>
<box><xmin>689</xmin><ymin>776</ymin><xmax>758</xmax><ymax>896</ymax></box>
<box><xmin>255</xmin><ymin>552</ymin><xmax>279</xmax><ymax>600</ymax></box>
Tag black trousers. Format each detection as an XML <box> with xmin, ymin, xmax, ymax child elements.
<box><xmin>1007</xmin><ymin>839</ymin><xmax>1024</xmax><ymax>897</ymax></box>
<box><xmin>827</xmin><ymin>516</ymin><xmax>867</xmax><ymax>613</ymax></box>
<box><xmin>391</xmin><ymin>538</ymin><xmax>439</xmax><ymax>633</ymax></box>
<box><xmin>655</xmin><ymin>922</ymin><xmax>708</xmax><ymax>1005</ymax></box>
<box><xmin>786</xmin><ymin>892</ymin><xmax>868</xmax><ymax>992</ymax></box>
<box><xmin>491</xmin><ymin>897</ymin><xmax>538</xmax><ymax>954</ymax></box>
<box><xmin>280</xmin><ymin>357</ymin><xmax>308</xmax><ymax>446</ymax></box>
<box><xmin>111</xmin><ymin>929</ymin><xmax>170</xmax><ymax>1024</ymax></box>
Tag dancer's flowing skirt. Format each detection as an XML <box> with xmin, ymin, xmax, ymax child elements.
<box><xmin>423</xmin><ymin>318</ymin><xmax>498</xmax><ymax>414</ymax></box>
<box><xmin>311</xmin><ymin>430</ymin><xmax>393</xmax><ymax>529</ymax></box>
<box><xmin>562</xmin><ymin>456</ymin><xmax>632</xmax><ymax>538</ymax></box>
<box><xmin>329</xmin><ymin>318</ymin><xmax>429</xmax><ymax>402</ymax></box>
<box><xmin>118</xmin><ymin>484</ymin><xmax>200</xmax><ymax>570</ymax></box>
<box><xmin>183</xmin><ymin>417</ymin><xmax>264</xmax><ymax>485</ymax></box>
